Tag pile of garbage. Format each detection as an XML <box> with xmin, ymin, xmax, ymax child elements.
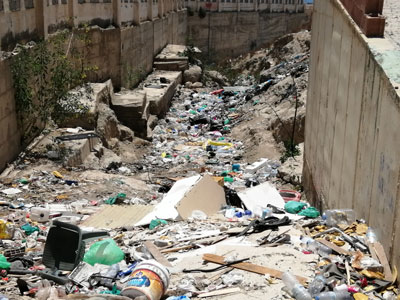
<box><xmin>0</xmin><ymin>174</ymin><xmax>397</xmax><ymax>300</ymax></box>
<box><xmin>0</xmin><ymin>30</ymin><xmax>397</xmax><ymax>300</ymax></box>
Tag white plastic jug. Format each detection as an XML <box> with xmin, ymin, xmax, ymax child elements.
<box><xmin>30</xmin><ymin>207</ymin><xmax>50</xmax><ymax>223</ymax></box>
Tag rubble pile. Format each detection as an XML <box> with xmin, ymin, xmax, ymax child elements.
<box><xmin>0</xmin><ymin>31</ymin><xmax>398</xmax><ymax>300</ymax></box>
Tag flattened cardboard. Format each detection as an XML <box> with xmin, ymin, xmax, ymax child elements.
<box><xmin>81</xmin><ymin>205</ymin><xmax>154</xmax><ymax>229</ymax></box>
<box><xmin>238</xmin><ymin>182</ymin><xmax>285</xmax><ymax>213</ymax></box>
<box><xmin>136</xmin><ymin>174</ymin><xmax>226</xmax><ymax>225</ymax></box>
<box><xmin>176</xmin><ymin>174</ymin><xmax>226</xmax><ymax>219</ymax></box>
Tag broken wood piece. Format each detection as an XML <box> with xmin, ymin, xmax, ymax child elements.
<box><xmin>367</xmin><ymin>242</ymin><xmax>379</xmax><ymax>261</ymax></box>
<box><xmin>144</xmin><ymin>241</ymin><xmax>172</xmax><ymax>267</ymax></box>
<box><xmin>202</xmin><ymin>253</ymin><xmax>307</xmax><ymax>285</ymax></box>
<box><xmin>372</xmin><ymin>242</ymin><xmax>393</xmax><ymax>282</ymax></box>
<box><xmin>198</xmin><ymin>287</ymin><xmax>241</xmax><ymax>298</ymax></box>
<box><xmin>345</xmin><ymin>260</ymin><xmax>351</xmax><ymax>286</ymax></box>
<box><xmin>160</xmin><ymin>245</ymin><xmax>195</xmax><ymax>254</ymax></box>
<box><xmin>316</xmin><ymin>238</ymin><xmax>351</xmax><ymax>256</ymax></box>
<box><xmin>207</xmin><ymin>267</ymin><xmax>233</xmax><ymax>281</ymax></box>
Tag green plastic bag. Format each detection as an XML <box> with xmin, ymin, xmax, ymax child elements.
<box><xmin>298</xmin><ymin>207</ymin><xmax>320</xmax><ymax>218</ymax></box>
<box><xmin>149</xmin><ymin>219</ymin><xmax>168</xmax><ymax>230</ymax></box>
<box><xmin>284</xmin><ymin>201</ymin><xmax>306</xmax><ymax>214</ymax></box>
<box><xmin>83</xmin><ymin>239</ymin><xmax>124</xmax><ymax>266</ymax></box>
<box><xmin>0</xmin><ymin>255</ymin><xmax>11</xmax><ymax>269</ymax></box>
<box><xmin>21</xmin><ymin>223</ymin><xmax>39</xmax><ymax>236</ymax></box>
<box><xmin>105</xmin><ymin>193</ymin><xmax>126</xmax><ymax>205</ymax></box>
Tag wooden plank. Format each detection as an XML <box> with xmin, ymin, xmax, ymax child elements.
<box><xmin>198</xmin><ymin>287</ymin><xmax>241</xmax><ymax>298</ymax></box>
<box><xmin>202</xmin><ymin>254</ymin><xmax>307</xmax><ymax>285</ymax></box>
<box><xmin>372</xmin><ymin>242</ymin><xmax>393</xmax><ymax>282</ymax></box>
<box><xmin>316</xmin><ymin>239</ymin><xmax>351</xmax><ymax>256</ymax></box>
<box><xmin>160</xmin><ymin>245</ymin><xmax>194</xmax><ymax>253</ymax></box>
<box><xmin>144</xmin><ymin>241</ymin><xmax>172</xmax><ymax>267</ymax></box>
<box><xmin>367</xmin><ymin>242</ymin><xmax>379</xmax><ymax>261</ymax></box>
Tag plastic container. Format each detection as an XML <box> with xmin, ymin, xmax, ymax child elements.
<box><xmin>301</xmin><ymin>237</ymin><xmax>332</xmax><ymax>257</ymax></box>
<box><xmin>30</xmin><ymin>207</ymin><xmax>50</xmax><ymax>223</ymax></box>
<box><xmin>333</xmin><ymin>284</ymin><xmax>348</xmax><ymax>293</ymax></box>
<box><xmin>261</xmin><ymin>208</ymin><xmax>273</xmax><ymax>219</ymax></box>
<box><xmin>99</xmin><ymin>264</ymin><xmax>120</xmax><ymax>286</ymax></box>
<box><xmin>315</xmin><ymin>291</ymin><xmax>351</xmax><ymax>300</ymax></box>
<box><xmin>366</xmin><ymin>227</ymin><xmax>378</xmax><ymax>243</ymax></box>
<box><xmin>225</xmin><ymin>207</ymin><xmax>236</xmax><ymax>218</ymax></box>
<box><xmin>121</xmin><ymin>259</ymin><xmax>170</xmax><ymax>300</ymax></box>
<box><xmin>282</xmin><ymin>272</ymin><xmax>312</xmax><ymax>300</ymax></box>
<box><xmin>324</xmin><ymin>209</ymin><xmax>355</xmax><ymax>228</ymax></box>
<box><xmin>308</xmin><ymin>275</ymin><xmax>326</xmax><ymax>296</ymax></box>
<box><xmin>232</xmin><ymin>164</ymin><xmax>240</xmax><ymax>172</ymax></box>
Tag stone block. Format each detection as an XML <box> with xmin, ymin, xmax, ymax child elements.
<box><xmin>111</xmin><ymin>90</ymin><xmax>150</xmax><ymax>138</ymax></box>
<box><xmin>144</xmin><ymin>70</ymin><xmax>182</xmax><ymax>117</ymax></box>
<box><xmin>153</xmin><ymin>60</ymin><xmax>188</xmax><ymax>71</ymax></box>
<box><xmin>57</xmin><ymin>81</ymin><xmax>113</xmax><ymax>129</ymax></box>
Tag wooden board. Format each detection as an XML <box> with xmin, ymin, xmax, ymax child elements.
<box><xmin>202</xmin><ymin>254</ymin><xmax>307</xmax><ymax>285</ymax></box>
<box><xmin>144</xmin><ymin>241</ymin><xmax>172</xmax><ymax>267</ymax></box>
<box><xmin>198</xmin><ymin>287</ymin><xmax>241</xmax><ymax>298</ymax></box>
<box><xmin>316</xmin><ymin>239</ymin><xmax>351</xmax><ymax>256</ymax></box>
<box><xmin>372</xmin><ymin>242</ymin><xmax>393</xmax><ymax>282</ymax></box>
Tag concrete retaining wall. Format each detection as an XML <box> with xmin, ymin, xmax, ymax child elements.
<box><xmin>0</xmin><ymin>0</ymin><xmax>185</xmax><ymax>51</ymax></box>
<box><xmin>187</xmin><ymin>11</ymin><xmax>310</xmax><ymax>59</ymax></box>
<box><xmin>304</xmin><ymin>0</ymin><xmax>400</xmax><ymax>272</ymax></box>
<box><xmin>0</xmin><ymin>9</ymin><xmax>186</xmax><ymax>172</ymax></box>
<box><xmin>0</xmin><ymin>60</ymin><xmax>21</xmax><ymax>172</ymax></box>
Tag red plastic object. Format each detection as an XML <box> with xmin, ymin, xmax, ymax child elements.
<box><xmin>279</xmin><ymin>190</ymin><xmax>301</xmax><ymax>202</ymax></box>
<box><xmin>210</xmin><ymin>89</ymin><xmax>224</xmax><ymax>95</ymax></box>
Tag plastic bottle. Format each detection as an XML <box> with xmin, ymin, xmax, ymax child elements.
<box><xmin>308</xmin><ymin>275</ymin><xmax>326</xmax><ymax>296</ymax></box>
<box><xmin>301</xmin><ymin>237</ymin><xmax>332</xmax><ymax>257</ymax></box>
<box><xmin>225</xmin><ymin>207</ymin><xmax>236</xmax><ymax>218</ymax></box>
<box><xmin>333</xmin><ymin>284</ymin><xmax>348</xmax><ymax>293</ymax></box>
<box><xmin>282</xmin><ymin>272</ymin><xmax>312</xmax><ymax>300</ymax></box>
<box><xmin>315</xmin><ymin>291</ymin><xmax>351</xmax><ymax>300</ymax></box>
<box><xmin>366</xmin><ymin>227</ymin><xmax>378</xmax><ymax>243</ymax></box>
<box><xmin>261</xmin><ymin>208</ymin><xmax>273</xmax><ymax>219</ymax></box>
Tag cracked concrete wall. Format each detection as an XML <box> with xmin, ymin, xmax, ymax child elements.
<box><xmin>303</xmin><ymin>0</ymin><xmax>400</xmax><ymax>275</ymax></box>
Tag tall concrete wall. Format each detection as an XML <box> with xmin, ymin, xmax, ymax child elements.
<box><xmin>187</xmin><ymin>11</ymin><xmax>310</xmax><ymax>59</ymax></box>
<box><xmin>0</xmin><ymin>59</ymin><xmax>20</xmax><ymax>173</ymax></box>
<box><xmin>0</xmin><ymin>0</ymin><xmax>185</xmax><ymax>51</ymax></box>
<box><xmin>304</xmin><ymin>0</ymin><xmax>400</xmax><ymax>271</ymax></box>
<box><xmin>0</xmin><ymin>9</ymin><xmax>186</xmax><ymax>171</ymax></box>
<box><xmin>185</xmin><ymin>0</ymin><xmax>304</xmax><ymax>13</ymax></box>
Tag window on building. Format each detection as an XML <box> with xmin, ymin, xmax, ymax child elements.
<box><xmin>25</xmin><ymin>0</ymin><xmax>34</xmax><ymax>7</ymax></box>
<box><xmin>52</xmin><ymin>0</ymin><xmax>58</xmax><ymax>4</ymax></box>
<box><xmin>9</xmin><ymin>0</ymin><xmax>20</xmax><ymax>10</ymax></box>
<box><xmin>61</xmin><ymin>0</ymin><xmax>67</xmax><ymax>4</ymax></box>
<box><xmin>0</xmin><ymin>0</ymin><xmax>3</xmax><ymax>11</ymax></box>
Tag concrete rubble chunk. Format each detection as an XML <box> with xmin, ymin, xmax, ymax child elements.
<box><xmin>57</xmin><ymin>80</ymin><xmax>115</xmax><ymax>130</ymax></box>
<box><xmin>112</xmin><ymin>90</ymin><xmax>150</xmax><ymax>139</ymax></box>
<box><xmin>144</xmin><ymin>70</ymin><xmax>182</xmax><ymax>117</ymax></box>
<box><xmin>30</xmin><ymin>128</ymin><xmax>100</xmax><ymax>167</ymax></box>
<box><xmin>183</xmin><ymin>65</ymin><xmax>202</xmax><ymax>83</ymax></box>
<box><xmin>96</xmin><ymin>103</ymin><xmax>121</xmax><ymax>147</ymax></box>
